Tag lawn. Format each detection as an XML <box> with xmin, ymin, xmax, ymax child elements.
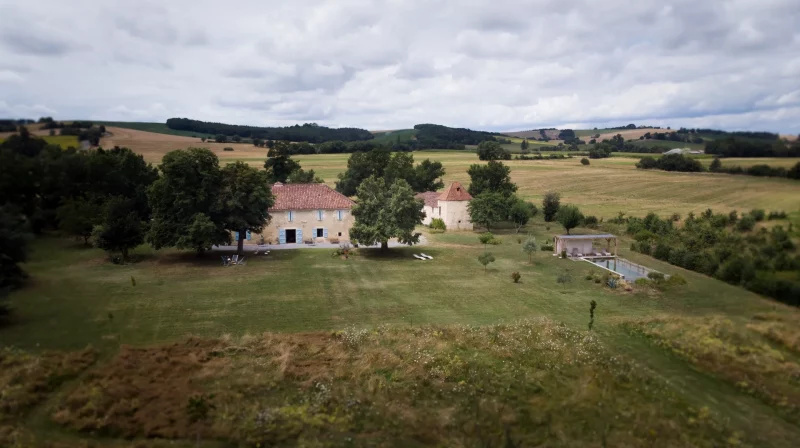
<box><xmin>0</xmin><ymin>135</ymin><xmax>79</xmax><ymax>149</ymax></box>
<box><xmin>4</xmin><ymin>224</ymin><xmax>800</xmax><ymax>446</ymax></box>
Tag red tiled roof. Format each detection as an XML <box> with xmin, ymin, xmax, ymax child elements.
<box><xmin>415</xmin><ymin>191</ymin><xmax>441</xmax><ymax>208</ymax></box>
<box><xmin>438</xmin><ymin>182</ymin><xmax>472</xmax><ymax>201</ymax></box>
<box><xmin>269</xmin><ymin>183</ymin><xmax>354</xmax><ymax>211</ymax></box>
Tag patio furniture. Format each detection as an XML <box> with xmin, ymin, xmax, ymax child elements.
<box><xmin>237</xmin><ymin>257</ymin><xmax>246</xmax><ymax>265</ymax></box>
<box><xmin>420</xmin><ymin>253</ymin><xmax>433</xmax><ymax>260</ymax></box>
<box><xmin>571</xmin><ymin>248</ymin><xmax>579</xmax><ymax>257</ymax></box>
<box><xmin>413</xmin><ymin>254</ymin><xmax>427</xmax><ymax>260</ymax></box>
<box><xmin>231</xmin><ymin>254</ymin><xmax>239</xmax><ymax>264</ymax></box>
<box><xmin>221</xmin><ymin>256</ymin><xmax>229</xmax><ymax>266</ymax></box>
<box><xmin>601</xmin><ymin>249</ymin><xmax>610</xmax><ymax>256</ymax></box>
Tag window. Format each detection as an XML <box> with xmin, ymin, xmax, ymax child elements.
<box><xmin>438</xmin><ymin>206</ymin><xmax>441</xmax><ymax>216</ymax></box>
<box><xmin>317</xmin><ymin>210</ymin><xmax>324</xmax><ymax>221</ymax></box>
<box><xmin>336</xmin><ymin>210</ymin><xmax>344</xmax><ymax>221</ymax></box>
<box><xmin>338</xmin><ymin>232</ymin><xmax>342</xmax><ymax>237</ymax></box>
<box><xmin>287</xmin><ymin>211</ymin><xmax>294</xmax><ymax>222</ymax></box>
<box><xmin>316</xmin><ymin>228</ymin><xmax>324</xmax><ymax>238</ymax></box>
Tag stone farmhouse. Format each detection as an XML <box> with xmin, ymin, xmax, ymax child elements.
<box><xmin>415</xmin><ymin>181</ymin><xmax>473</xmax><ymax>231</ymax></box>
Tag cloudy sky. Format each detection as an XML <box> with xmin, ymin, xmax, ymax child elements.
<box><xmin>1</xmin><ymin>0</ymin><xmax>799</xmax><ymax>133</ymax></box>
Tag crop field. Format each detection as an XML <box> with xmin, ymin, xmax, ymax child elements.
<box><xmin>95</xmin><ymin>121</ymin><xmax>216</xmax><ymax>138</ymax></box>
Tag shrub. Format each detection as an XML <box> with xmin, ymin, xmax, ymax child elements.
<box><xmin>647</xmin><ymin>271</ymin><xmax>666</xmax><ymax>282</ymax></box>
<box><xmin>556</xmin><ymin>269</ymin><xmax>572</xmax><ymax>283</ymax></box>
<box><xmin>540</xmin><ymin>243</ymin><xmax>554</xmax><ymax>251</ymax></box>
<box><xmin>560</xmin><ymin>249</ymin><xmax>567</xmax><ymax>259</ymax></box>
<box><xmin>749</xmin><ymin>209</ymin><xmax>765</xmax><ymax>221</ymax></box>
<box><xmin>478</xmin><ymin>232</ymin><xmax>494</xmax><ymax>245</ymax></box>
<box><xmin>736</xmin><ymin>215</ymin><xmax>756</xmax><ymax>232</ymax></box>
<box><xmin>430</xmin><ymin>218</ymin><xmax>446</xmax><ymax>231</ymax></box>
<box><xmin>767</xmin><ymin>211</ymin><xmax>787</xmax><ymax>220</ymax></box>
<box><xmin>477</xmin><ymin>252</ymin><xmax>496</xmax><ymax>272</ymax></box>
<box><xmin>584</xmin><ymin>215</ymin><xmax>598</xmax><ymax>227</ymax></box>
<box><xmin>580</xmin><ymin>158</ymin><xmax>590</xmax><ymax>166</ymax></box>
<box><xmin>223</xmin><ymin>147</ymin><xmax>234</xmax><ymax>152</ymax></box>
<box><xmin>665</xmin><ymin>274</ymin><xmax>687</xmax><ymax>287</ymax></box>
<box><xmin>670</xmin><ymin>213</ymin><xmax>681</xmax><ymax>222</ymax></box>
<box><xmin>634</xmin><ymin>278</ymin><xmax>650</xmax><ymax>287</ymax></box>
<box><xmin>511</xmin><ymin>272</ymin><xmax>521</xmax><ymax>283</ymax></box>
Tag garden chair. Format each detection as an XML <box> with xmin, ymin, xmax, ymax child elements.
<box><xmin>413</xmin><ymin>254</ymin><xmax>427</xmax><ymax>260</ymax></box>
<box><xmin>221</xmin><ymin>256</ymin><xmax>229</xmax><ymax>266</ymax></box>
<box><xmin>420</xmin><ymin>253</ymin><xmax>433</xmax><ymax>260</ymax></box>
<box><xmin>232</xmin><ymin>254</ymin><xmax>239</xmax><ymax>264</ymax></box>
<box><xmin>237</xmin><ymin>257</ymin><xmax>246</xmax><ymax>265</ymax></box>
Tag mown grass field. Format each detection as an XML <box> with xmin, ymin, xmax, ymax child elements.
<box><xmin>95</xmin><ymin>121</ymin><xmax>216</xmax><ymax>138</ymax></box>
<box><xmin>0</xmin><ymin>134</ymin><xmax>79</xmax><ymax>149</ymax></box>
<box><xmin>4</xmin><ymin>225</ymin><xmax>800</xmax><ymax>446</ymax></box>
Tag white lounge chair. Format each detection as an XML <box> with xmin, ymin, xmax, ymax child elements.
<box><xmin>413</xmin><ymin>254</ymin><xmax>427</xmax><ymax>260</ymax></box>
<box><xmin>237</xmin><ymin>257</ymin><xmax>246</xmax><ymax>265</ymax></box>
<box><xmin>420</xmin><ymin>253</ymin><xmax>433</xmax><ymax>260</ymax></box>
<box><xmin>601</xmin><ymin>249</ymin><xmax>610</xmax><ymax>256</ymax></box>
<box><xmin>232</xmin><ymin>254</ymin><xmax>239</xmax><ymax>264</ymax></box>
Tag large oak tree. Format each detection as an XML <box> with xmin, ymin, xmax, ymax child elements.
<box><xmin>350</xmin><ymin>176</ymin><xmax>425</xmax><ymax>251</ymax></box>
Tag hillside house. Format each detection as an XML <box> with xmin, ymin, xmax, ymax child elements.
<box><xmin>415</xmin><ymin>181</ymin><xmax>473</xmax><ymax>231</ymax></box>
<box><xmin>244</xmin><ymin>183</ymin><xmax>355</xmax><ymax>245</ymax></box>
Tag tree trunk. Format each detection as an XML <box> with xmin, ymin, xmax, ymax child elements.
<box><xmin>380</xmin><ymin>241</ymin><xmax>388</xmax><ymax>251</ymax></box>
<box><xmin>237</xmin><ymin>228</ymin><xmax>245</xmax><ymax>255</ymax></box>
<box><xmin>121</xmin><ymin>248</ymin><xmax>128</xmax><ymax>262</ymax></box>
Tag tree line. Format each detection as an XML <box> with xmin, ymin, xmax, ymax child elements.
<box><xmin>637</xmin><ymin>153</ymin><xmax>800</xmax><ymax>179</ymax></box>
<box><xmin>625</xmin><ymin>209</ymin><xmax>799</xmax><ymax>306</ymax></box>
<box><xmin>166</xmin><ymin>118</ymin><xmax>374</xmax><ymax>143</ymax></box>
<box><xmin>705</xmin><ymin>137</ymin><xmax>800</xmax><ymax>158</ymax></box>
<box><xmin>413</xmin><ymin>124</ymin><xmax>499</xmax><ymax>149</ymax></box>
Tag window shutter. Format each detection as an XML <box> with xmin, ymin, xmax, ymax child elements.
<box><xmin>246</xmin><ymin>230</ymin><xmax>252</xmax><ymax>240</ymax></box>
<box><xmin>235</xmin><ymin>231</ymin><xmax>240</xmax><ymax>241</ymax></box>
<box><xmin>278</xmin><ymin>229</ymin><xmax>286</xmax><ymax>244</ymax></box>
<box><xmin>323</xmin><ymin>228</ymin><xmax>328</xmax><ymax>238</ymax></box>
<box><xmin>288</xmin><ymin>211</ymin><xmax>293</xmax><ymax>222</ymax></box>
<box><xmin>297</xmin><ymin>228</ymin><xmax>303</xmax><ymax>242</ymax></box>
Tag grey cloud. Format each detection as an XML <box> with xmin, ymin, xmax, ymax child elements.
<box><xmin>0</xmin><ymin>0</ymin><xmax>798</xmax><ymax>134</ymax></box>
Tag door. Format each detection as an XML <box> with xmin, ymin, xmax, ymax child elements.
<box><xmin>285</xmin><ymin>229</ymin><xmax>297</xmax><ymax>244</ymax></box>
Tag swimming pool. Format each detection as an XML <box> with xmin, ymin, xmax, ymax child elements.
<box><xmin>582</xmin><ymin>257</ymin><xmax>655</xmax><ymax>280</ymax></box>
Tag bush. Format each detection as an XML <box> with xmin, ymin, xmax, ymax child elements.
<box><xmin>478</xmin><ymin>232</ymin><xmax>494</xmax><ymax>245</ymax></box>
<box><xmin>556</xmin><ymin>270</ymin><xmax>572</xmax><ymax>283</ymax></box>
<box><xmin>749</xmin><ymin>209</ymin><xmax>765</xmax><ymax>221</ymax></box>
<box><xmin>767</xmin><ymin>211</ymin><xmax>787</xmax><ymax>220</ymax></box>
<box><xmin>580</xmin><ymin>158</ymin><xmax>590</xmax><ymax>166</ymax></box>
<box><xmin>736</xmin><ymin>215</ymin><xmax>756</xmax><ymax>232</ymax></box>
<box><xmin>430</xmin><ymin>218</ymin><xmax>446</xmax><ymax>231</ymax></box>
<box><xmin>511</xmin><ymin>272</ymin><xmax>521</xmax><ymax>283</ymax></box>
<box><xmin>540</xmin><ymin>243</ymin><xmax>554</xmax><ymax>251</ymax></box>
<box><xmin>584</xmin><ymin>215</ymin><xmax>598</xmax><ymax>228</ymax></box>
<box><xmin>647</xmin><ymin>271</ymin><xmax>666</xmax><ymax>282</ymax></box>
<box><xmin>560</xmin><ymin>249</ymin><xmax>567</xmax><ymax>259</ymax></box>
<box><xmin>636</xmin><ymin>154</ymin><xmax>705</xmax><ymax>172</ymax></box>
<box><xmin>223</xmin><ymin>147</ymin><xmax>234</xmax><ymax>152</ymax></box>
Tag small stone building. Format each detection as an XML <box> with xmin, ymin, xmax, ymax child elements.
<box><xmin>415</xmin><ymin>181</ymin><xmax>473</xmax><ymax>231</ymax></box>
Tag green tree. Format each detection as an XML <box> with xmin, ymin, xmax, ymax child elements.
<box><xmin>350</xmin><ymin>176</ymin><xmax>425</xmax><ymax>251</ymax></box>
<box><xmin>0</xmin><ymin>207</ymin><xmax>32</xmax><ymax>315</ymax></box>
<box><xmin>232</xmin><ymin>134</ymin><xmax>241</xmax><ymax>143</ymax></box>
<box><xmin>580</xmin><ymin>158</ymin><xmax>590</xmax><ymax>166</ymax></box>
<box><xmin>147</xmin><ymin>148</ymin><xmax>229</xmax><ymax>253</ymax></box>
<box><xmin>286</xmin><ymin>168</ymin><xmax>324</xmax><ymax>183</ymax></box>
<box><xmin>201</xmin><ymin>136</ymin><xmax>207</xmax><ymax>143</ymax></box>
<box><xmin>557</xmin><ymin>204</ymin><xmax>584</xmax><ymax>235</ymax></box>
<box><xmin>214</xmin><ymin>134</ymin><xmax>227</xmax><ymax>143</ymax></box>
<box><xmin>335</xmin><ymin>149</ymin><xmax>393</xmax><ymax>196</ymax></box>
<box><xmin>477</xmin><ymin>141</ymin><xmax>511</xmax><ymax>161</ymax></box>
<box><xmin>789</xmin><ymin>161</ymin><xmax>800</xmax><ymax>179</ymax></box>
<box><xmin>410</xmin><ymin>159</ymin><xmax>445</xmax><ymax>192</ymax></box>
<box><xmin>252</xmin><ymin>138</ymin><xmax>263</xmax><ymax>147</ymax></box>
<box><xmin>468</xmin><ymin>192</ymin><xmax>508</xmax><ymax>232</ymax></box>
<box><xmin>710</xmin><ymin>157</ymin><xmax>722</xmax><ymax>172</ymax></box>
<box><xmin>477</xmin><ymin>252</ymin><xmax>496</xmax><ymax>272</ymax></box>
<box><xmin>264</xmin><ymin>141</ymin><xmax>301</xmax><ymax>183</ymax></box>
<box><xmin>467</xmin><ymin>160</ymin><xmax>517</xmax><ymax>197</ymax></box>
<box><xmin>187</xmin><ymin>394</ymin><xmax>215</xmax><ymax>448</ymax></box>
<box><xmin>520</xmin><ymin>139</ymin><xmax>529</xmax><ymax>151</ymax></box>
<box><xmin>93</xmin><ymin>197</ymin><xmax>145</xmax><ymax>261</ymax></box>
<box><xmin>220</xmin><ymin>162</ymin><xmax>275</xmax><ymax>255</ymax></box>
<box><xmin>522</xmin><ymin>236</ymin><xmax>538</xmax><ymax>263</ymax></box>
<box><xmin>509</xmin><ymin>199</ymin><xmax>533</xmax><ymax>233</ymax></box>
<box><xmin>542</xmin><ymin>191</ymin><xmax>561</xmax><ymax>222</ymax></box>
<box><xmin>57</xmin><ymin>199</ymin><xmax>102</xmax><ymax>245</ymax></box>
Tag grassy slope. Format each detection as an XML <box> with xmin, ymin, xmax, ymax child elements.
<box><xmin>369</xmin><ymin>128</ymin><xmax>416</xmax><ymax>144</ymax></box>
<box><xmin>4</xmin><ymin>228</ymin><xmax>800</xmax><ymax>445</ymax></box>
<box><xmin>630</xmin><ymin>139</ymin><xmax>706</xmax><ymax>151</ymax></box>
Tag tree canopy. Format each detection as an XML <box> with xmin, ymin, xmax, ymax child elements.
<box><xmin>477</xmin><ymin>141</ymin><xmax>511</xmax><ymax>161</ymax></box>
<box><xmin>220</xmin><ymin>162</ymin><xmax>275</xmax><ymax>254</ymax></box>
<box><xmin>147</xmin><ymin>148</ymin><xmax>229</xmax><ymax>254</ymax></box>
<box><xmin>557</xmin><ymin>204</ymin><xmax>584</xmax><ymax>235</ymax></box>
<box><xmin>92</xmin><ymin>196</ymin><xmax>145</xmax><ymax>261</ymax></box>
<box><xmin>467</xmin><ymin>160</ymin><xmax>517</xmax><ymax>197</ymax></box>
<box><xmin>166</xmin><ymin>118</ymin><xmax>374</xmax><ymax>143</ymax></box>
<box><xmin>350</xmin><ymin>176</ymin><xmax>425</xmax><ymax>251</ymax></box>
<box><xmin>264</xmin><ymin>141</ymin><xmax>302</xmax><ymax>183</ymax></box>
<box><xmin>542</xmin><ymin>192</ymin><xmax>561</xmax><ymax>222</ymax></box>
<box><xmin>336</xmin><ymin>150</ymin><xmax>445</xmax><ymax>196</ymax></box>
<box><xmin>467</xmin><ymin>192</ymin><xmax>508</xmax><ymax>232</ymax></box>
<box><xmin>0</xmin><ymin>207</ymin><xmax>32</xmax><ymax>314</ymax></box>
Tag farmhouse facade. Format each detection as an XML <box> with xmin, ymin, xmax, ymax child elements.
<box><xmin>415</xmin><ymin>181</ymin><xmax>473</xmax><ymax>231</ymax></box>
<box><xmin>244</xmin><ymin>183</ymin><xmax>355</xmax><ymax>245</ymax></box>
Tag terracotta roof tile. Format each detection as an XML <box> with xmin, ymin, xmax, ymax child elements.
<box><xmin>270</xmin><ymin>183</ymin><xmax>354</xmax><ymax>211</ymax></box>
<box><xmin>415</xmin><ymin>191</ymin><xmax>441</xmax><ymax>208</ymax></box>
<box><xmin>438</xmin><ymin>181</ymin><xmax>472</xmax><ymax>201</ymax></box>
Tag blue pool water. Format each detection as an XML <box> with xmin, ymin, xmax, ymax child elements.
<box><xmin>584</xmin><ymin>257</ymin><xmax>652</xmax><ymax>280</ymax></box>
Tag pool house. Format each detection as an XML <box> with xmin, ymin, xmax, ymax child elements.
<box><xmin>553</xmin><ymin>234</ymin><xmax>618</xmax><ymax>258</ymax></box>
